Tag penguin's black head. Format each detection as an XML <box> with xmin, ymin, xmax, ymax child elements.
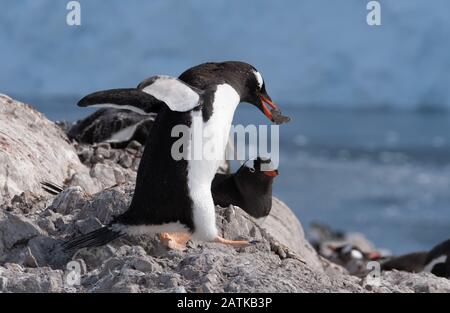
<box><xmin>178</xmin><ymin>61</ymin><xmax>289</xmax><ymax>123</ymax></box>
<box><xmin>232</xmin><ymin>157</ymin><xmax>278</xmax><ymax>218</ymax></box>
<box><xmin>224</xmin><ymin>62</ymin><xmax>279</xmax><ymax>123</ymax></box>
<box><xmin>238</xmin><ymin>157</ymin><xmax>279</xmax><ymax>181</ymax></box>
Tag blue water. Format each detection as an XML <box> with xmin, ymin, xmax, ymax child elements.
<box><xmin>267</xmin><ymin>109</ymin><xmax>450</xmax><ymax>254</ymax></box>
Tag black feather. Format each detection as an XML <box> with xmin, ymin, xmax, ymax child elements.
<box><xmin>62</xmin><ymin>226</ymin><xmax>122</xmax><ymax>252</ymax></box>
<box><xmin>40</xmin><ymin>181</ymin><xmax>64</xmax><ymax>195</ymax></box>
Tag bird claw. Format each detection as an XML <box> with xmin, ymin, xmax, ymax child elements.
<box><xmin>213</xmin><ymin>236</ymin><xmax>251</xmax><ymax>248</ymax></box>
<box><xmin>159</xmin><ymin>232</ymin><xmax>190</xmax><ymax>251</ymax></box>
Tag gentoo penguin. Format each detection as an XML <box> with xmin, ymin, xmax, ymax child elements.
<box><xmin>380</xmin><ymin>251</ymin><xmax>428</xmax><ymax>273</ymax></box>
<box><xmin>378</xmin><ymin>239</ymin><xmax>450</xmax><ymax>277</ymax></box>
<box><xmin>67</xmin><ymin>108</ymin><xmax>155</xmax><ymax>147</ymax></box>
<box><xmin>423</xmin><ymin>238</ymin><xmax>450</xmax><ymax>278</ymax></box>
<box><xmin>68</xmin><ymin>88</ymin><xmax>163</xmax><ymax>146</ymax></box>
<box><xmin>212</xmin><ymin>157</ymin><xmax>278</xmax><ymax>223</ymax></box>
<box><xmin>327</xmin><ymin>244</ymin><xmax>381</xmax><ymax>275</ymax></box>
<box><xmin>328</xmin><ymin>244</ymin><xmax>381</xmax><ymax>262</ymax></box>
<box><xmin>63</xmin><ymin>61</ymin><xmax>289</xmax><ymax>251</ymax></box>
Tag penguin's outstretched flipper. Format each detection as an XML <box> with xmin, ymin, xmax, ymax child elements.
<box><xmin>78</xmin><ymin>75</ymin><xmax>204</xmax><ymax>115</ymax></box>
<box><xmin>77</xmin><ymin>88</ymin><xmax>163</xmax><ymax>115</ymax></box>
<box><xmin>137</xmin><ymin>75</ymin><xmax>203</xmax><ymax>112</ymax></box>
<box><xmin>62</xmin><ymin>226</ymin><xmax>123</xmax><ymax>252</ymax></box>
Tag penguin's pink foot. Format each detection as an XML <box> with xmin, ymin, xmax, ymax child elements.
<box><xmin>159</xmin><ymin>232</ymin><xmax>190</xmax><ymax>251</ymax></box>
<box><xmin>213</xmin><ymin>236</ymin><xmax>250</xmax><ymax>248</ymax></box>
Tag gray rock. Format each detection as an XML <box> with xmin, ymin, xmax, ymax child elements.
<box><xmin>53</xmin><ymin>214</ymin><xmax>73</xmax><ymax>233</ymax></box>
<box><xmin>50</xmin><ymin>186</ymin><xmax>87</xmax><ymax>215</ymax></box>
<box><xmin>76</xmin><ymin>188</ymin><xmax>129</xmax><ymax>224</ymax></box>
<box><xmin>37</xmin><ymin>217</ymin><xmax>57</xmax><ymax>234</ymax></box>
<box><xmin>110</xmin><ymin>282</ymin><xmax>141</xmax><ymax>293</ymax></box>
<box><xmin>118</xmin><ymin>154</ymin><xmax>133</xmax><ymax>169</ymax></box>
<box><xmin>90</xmin><ymin>268</ymin><xmax>147</xmax><ymax>293</ymax></box>
<box><xmin>95</xmin><ymin>147</ymin><xmax>111</xmax><ymax>159</ymax></box>
<box><xmin>129</xmin><ymin>257</ymin><xmax>163</xmax><ymax>273</ymax></box>
<box><xmin>2</xmin><ymin>186</ymin><xmax>450</xmax><ymax>293</ymax></box>
<box><xmin>75</xmin><ymin>216</ymin><xmax>103</xmax><ymax>235</ymax></box>
<box><xmin>90</xmin><ymin>163</ymin><xmax>117</xmax><ymax>188</ymax></box>
<box><xmin>132</xmin><ymin>157</ymin><xmax>141</xmax><ymax>171</ymax></box>
<box><xmin>22</xmin><ymin>247</ymin><xmax>39</xmax><ymax>268</ymax></box>
<box><xmin>77</xmin><ymin>148</ymin><xmax>93</xmax><ymax>164</ymax></box>
<box><xmin>27</xmin><ymin>236</ymin><xmax>59</xmax><ymax>267</ymax></box>
<box><xmin>0</xmin><ymin>96</ymin><xmax>93</xmax><ymax>199</ymax></box>
<box><xmin>263</xmin><ymin>197</ymin><xmax>324</xmax><ymax>271</ymax></box>
<box><xmin>75</xmin><ymin>246</ymin><xmax>118</xmax><ymax>270</ymax></box>
<box><xmin>112</xmin><ymin>167</ymin><xmax>126</xmax><ymax>185</ymax></box>
<box><xmin>0</xmin><ymin>265</ymin><xmax>65</xmax><ymax>293</ymax></box>
<box><xmin>10</xmin><ymin>191</ymin><xmax>41</xmax><ymax>214</ymax></box>
<box><xmin>365</xmin><ymin>270</ymin><xmax>450</xmax><ymax>293</ymax></box>
<box><xmin>216</xmin><ymin>206</ymin><xmax>264</xmax><ymax>242</ymax></box>
<box><xmin>66</xmin><ymin>171</ymin><xmax>102</xmax><ymax>195</ymax></box>
<box><xmin>156</xmin><ymin>286</ymin><xmax>187</xmax><ymax>293</ymax></box>
<box><xmin>0</xmin><ymin>212</ymin><xmax>44</xmax><ymax>250</ymax></box>
<box><xmin>97</xmin><ymin>143</ymin><xmax>111</xmax><ymax>150</ymax></box>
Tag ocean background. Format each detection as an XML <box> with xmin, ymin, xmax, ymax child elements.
<box><xmin>1</xmin><ymin>0</ymin><xmax>450</xmax><ymax>253</ymax></box>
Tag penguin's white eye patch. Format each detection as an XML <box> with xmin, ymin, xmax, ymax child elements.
<box><xmin>350</xmin><ymin>249</ymin><xmax>364</xmax><ymax>259</ymax></box>
<box><xmin>141</xmin><ymin>75</ymin><xmax>200</xmax><ymax>112</ymax></box>
<box><xmin>253</xmin><ymin>71</ymin><xmax>264</xmax><ymax>89</ymax></box>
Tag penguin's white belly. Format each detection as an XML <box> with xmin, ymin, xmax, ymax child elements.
<box><xmin>187</xmin><ymin>84</ymin><xmax>240</xmax><ymax>241</ymax></box>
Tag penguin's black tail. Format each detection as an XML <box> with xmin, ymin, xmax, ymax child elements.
<box><xmin>40</xmin><ymin>181</ymin><xmax>64</xmax><ymax>195</ymax></box>
<box><xmin>61</xmin><ymin>226</ymin><xmax>123</xmax><ymax>252</ymax></box>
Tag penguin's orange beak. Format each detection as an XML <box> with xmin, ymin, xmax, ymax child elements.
<box><xmin>366</xmin><ymin>251</ymin><xmax>382</xmax><ymax>261</ymax></box>
<box><xmin>259</xmin><ymin>95</ymin><xmax>278</xmax><ymax>122</ymax></box>
<box><xmin>263</xmin><ymin>170</ymin><xmax>278</xmax><ymax>177</ymax></box>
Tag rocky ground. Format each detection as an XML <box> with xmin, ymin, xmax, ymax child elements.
<box><xmin>1</xmin><ymin>95</ymin><xmax>450</xmax><ymax>293</ymax></box>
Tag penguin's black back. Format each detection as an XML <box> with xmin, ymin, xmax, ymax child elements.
<box><xmin>381</xmin><ymin>252</ymin><xmax>428</xmax><ymax>273</ymax></box>
<box><xmin>114</xmin><ymin>106</ymin><xmax>194</xmax><ymax>230</ymax></box>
